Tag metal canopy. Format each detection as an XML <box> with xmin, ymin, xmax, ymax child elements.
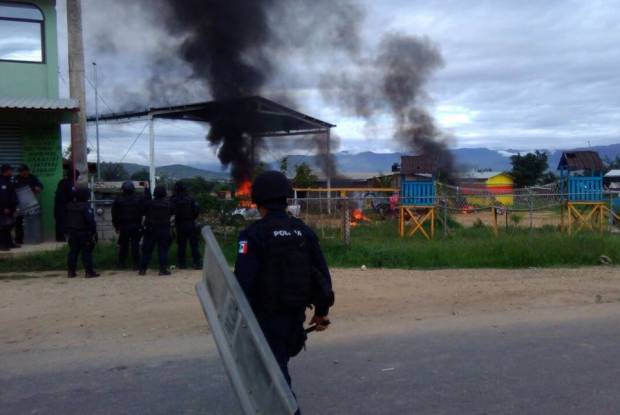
<box><xmin>88</xmin><ymin>96</ymin><xmax>335</xmax><ymax>137</ymax></box>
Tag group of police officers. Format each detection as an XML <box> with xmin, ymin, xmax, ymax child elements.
<box><xmin>62</xmin><ymin>180</ymin><xmax>203</xmax><ymax>278</ymax></box>
<box><xmin>4</xmin><ymin>167</ymin><xmax>333</xmax><ymax>411</ymax></box>
<box><xmin>0</xmin><ymin>163</ymin><xmax>44</xmax><ymax>251</ymax></box>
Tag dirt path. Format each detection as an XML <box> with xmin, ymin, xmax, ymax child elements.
<box><xmin>2</xmin><ymin>266</ymin><xmax>620</xmax><ymax>360</ymax></box>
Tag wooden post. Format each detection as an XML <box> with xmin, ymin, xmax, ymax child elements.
<box><xmin>399</xmin><ymin>206</ymin><xmax>404</xmax><ymax>237</ymax></box>
<box><xmin>567</xmin><ymin>203</ymin><xmax>573</xmax><ymax>236</ymax></box>
<box><xmin>430</xmin><ymin>208</ymin><xmax>435</xmax><ymax>238</ymax></box>
<box><xmin>493</xmin><ymin>207</ymin><xmax>499</xmax><ymax>236</ymax></box>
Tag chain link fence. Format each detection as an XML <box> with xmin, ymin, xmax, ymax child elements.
<box><xmin>286</xmin><ymin>186</ymin><xmax>620</xmax><ymax>242</ymax></box>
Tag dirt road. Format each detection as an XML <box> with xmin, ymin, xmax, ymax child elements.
<box><xmin>2</xmin><ymin>266</ymin><xmax>620</xmax><ymax>373</ymax></box>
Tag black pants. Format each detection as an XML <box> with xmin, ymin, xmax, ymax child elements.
<box><xmin>140</xmin><ymin>227</ymin><xmax>171</xmax><ymax>272</ymax></box>
<box><xmin>259</xmin><ymin>312</ymin><xmax>306</xmax><ymax>415</ymax></box>
<box><xmin>55</xmin><ymin>214</ymin><xmax>66</xmax><ymax>242</ymax></box>
<box><xmin>14</xmin><ymin>216</ymin><xmax>24</xmax><ymax>245</ymax></box>
<box><xmin>67</xmin><ymin>232</ymin><xmax>95</xmax><ymax>274</ymax></box>
<box><xmin>176</xmin><ymin>222</ymin><xmax>201</xmax><ymax>268</ymax></box>
<box><xmin>117</xmin><ymin>225</ymin><xmax>142</xmax><ymax>268</ymax></box>
<box><xmin>0</xmin><ymin>228</ymin><xmax>11</xmax><ymax>250</ymax></box>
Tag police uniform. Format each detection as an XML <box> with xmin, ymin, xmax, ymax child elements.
<box><xmin>0</xmin><ymin>168</ymin><xmax>18</xmax><ymax>251</ymax></box>
<box><xmin>234</xmin><ymin>171</ymin><xmax>334</xmax><ymax>412</ymax></box>
<box><xmin>66</xmin><ymin>189</ymin><xmax>99</xmax><ymax>278</ymax></box>
<box><xmin>112</xmin><ymin>182</ymin><xmax>150</xmax><ymax>269</ymax></box>
<box><xmin>171</xmin><ymin>183</ymin><xmax>201</xmax><ymax>269</ymax></box>
<box><xmin>54</xmin><ymin>171</ymin><xmax>79</xmax><ymax>242</ymax></box>
<box><xmin>140</xmin><ymin>186</ymin><xmax>174</xmax><ymax>275</ymax></box>
<box><xmin>14</xmin><ymin>168</ymin><xmax>44</xmax><ymax>245</ymax></box>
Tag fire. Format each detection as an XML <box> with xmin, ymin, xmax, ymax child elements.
<box><xmin>350</xmin><ymin>209</ymin><xmax>371</xmax><ymax>227</ymax></box>
<box><xmin>236</xmin><ymin>179</ymin><xmax>255</xmax><ymax>208</ymax></box>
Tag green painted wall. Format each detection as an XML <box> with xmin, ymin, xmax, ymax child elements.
<box><xmin>22</xmin><ymin>125</ymin><xmax>62</xmax><ymax>239</ymax></box>
<box><xmin>0</xmin><ymin>0</ymin><xmax>59</xmax><ymax>99</ymax></box>
<box><xmin>0</xmin><ymin>0</ymin><xmax>63</xmax><ymax>239</ymax></box>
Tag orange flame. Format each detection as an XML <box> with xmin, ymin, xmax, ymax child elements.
<box><xmin>350</xmin><ymin>209</ymin><xmax>371</xmax><ymax>226</ymax></box>
<box><xmin>236</xmin><ymin>179</ymin><xmax>255</xmax><ymax>208</ymax></box>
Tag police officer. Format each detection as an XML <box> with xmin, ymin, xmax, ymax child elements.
<box><xmin>54</xmin><ymin>170</ymin><xmax>79</xmax><ymax>242</ymax></box>
<box><xmin>139</xmin><ymin>185</ymin><xmax>174</xmax><ymax>276</ymax></box>
<box><xmin>234</xmin><ymin>171</ymin><xmax>334</xmax><ymax>412</ymax></box>
<box><xmin>112</xmin><ymin>181</ymin><xmax>150</xmax><ymax>270</ymax></box>
<box><xmin>0</xmin><ymin>164</ymin><xmax>18</xmax><ymax>251</ymax></box>
<box><xmin>66</xmin><ymin>188</ymin><xmax>99</xmax><ymax>278</ymax></box>
<box><xmin>14</xmin><ymin>164</ymin><xmax>44</xmax><ymax>245</ymax></box>
<box><xmin>171</xmin><ymin>182</ymin><xmax>202</xmax><ymax>269</ymax></box>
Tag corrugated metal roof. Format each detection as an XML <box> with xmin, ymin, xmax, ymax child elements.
<box><xmin>557</xmin><ymin>151</ymin><xmax>604</xmax><ymax>171</ymax></box>
<box><xmin>605</xmin><ymin>169</ymin><xmax>620</xmax><ymax>178</ymax></box>
<box><xmin>0</xmin><ymin>96</ymin><xmax>79</xmax><ymax>111</ymax></box>
<box><xmin>401</xmin><ymin>155</ymin><xmax>436</xmax><ymax>175</ymax></box>
<box><xmin>459</xmin><ymin>171</ymin><xmax>507</xmax><ymax>180</ymax></box>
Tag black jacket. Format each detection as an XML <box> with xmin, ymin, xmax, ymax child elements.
<box><xmin>170</xmin><ymin>193</ymin><xmax>200</xmax><ymax>224</ymax></box>
<box><xmin>0</xmin><ymin>176</ymin><xmax>17</xmax><ymax>212</ymax></box>
<box><xmin>234</xmin><ymin>210</ymin><xmax>334</xmax><ymax>317</ymax></box>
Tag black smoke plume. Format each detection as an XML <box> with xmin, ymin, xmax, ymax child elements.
<box><xmin>152</xmin><ymin>0</ymin><xmax>276</xmax><ymax>182</ymax></box>
<box><xmin>321</xmin><ymin>33</ymin><xmax>454</xmax><ymax>181</ymax></box>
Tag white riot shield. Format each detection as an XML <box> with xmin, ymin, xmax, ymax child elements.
<box><xmin>16</xmin><ymin>186</ymin><xmax>40</xmax><ymax>215</ymax></box>
<box><xmin>195</xmin><ymin>226</ymin><xmax>299</xmax><ymax>415</ymax></box>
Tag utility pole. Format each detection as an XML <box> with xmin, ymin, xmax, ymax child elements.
<box><xmin>67</xmin><ymin>0</ymin><xmax>88</xmax><ymax>183</ymax></box>
<box><xmin>93</xmin><ymin>62</ymin><xmax>100</xmax><ymax>181</ymax></box>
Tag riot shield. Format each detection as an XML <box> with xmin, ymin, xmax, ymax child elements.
<box><xmin>195</xmin><ymin>226</ymin><xmax>298</xmax><ymax>415</ymax></box>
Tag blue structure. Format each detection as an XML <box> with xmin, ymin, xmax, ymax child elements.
<box><xmin>558</xmin><ymin>151</ymin><xmax>604</xmax><ymax>202</ymax></box>
<box><xmin>399</xmin><ymin>155</ymin><xmax>436</xmax><ymax>206</ymax></box>
<box><xmin>401</xmin><ymin>179</ymin><xmax>435</xmax><ymax>206</ymax></box>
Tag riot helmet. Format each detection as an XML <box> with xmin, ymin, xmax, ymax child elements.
<box><xmin>121</xmin><ymin>180</ymin><xmax>135</xmax><ymax>193</ymax></box>
<box><xmin>153</xmin><ymin>185</ymin><xmax>167</xmax><ymax>199</ymax></box>
<box><xmin>251</xmin><ymin>171</ymin><xmax>293</xmax><ymax>210</ymax></box>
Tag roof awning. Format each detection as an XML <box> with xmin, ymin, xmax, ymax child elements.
<box><xmin>0</xmin><ymin>96</ymin><xmax>79</xmax><ymax>124</ymax></box>
<box><xmin>88</xmin><ymin>96</ymin><xmax>335</xmax><ymax>137</ymax></box>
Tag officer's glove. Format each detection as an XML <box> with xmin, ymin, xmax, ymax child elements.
<box><xmin>310</xmin><ymin>315</ymin><xmax>331</xmax><ymax>332</ymax></box>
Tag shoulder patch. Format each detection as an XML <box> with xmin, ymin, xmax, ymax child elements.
<box><xmin>238</xmin><ymin>240</ymin><xmax>249</xmax><ymax>254</ymax></box>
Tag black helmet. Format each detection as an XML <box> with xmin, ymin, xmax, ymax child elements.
<box><xmin>251</xmin><ymin>171</ymin><xmax>293</xmax><ymax>209</ymax></box>
<box><xmin>17</xmin><ymin>164</ymin><xmax>30</xmax><ymax>173</ymax></box>
<box><xmin>1</xmin><ymin>164</ymin><xmax>13</xmax><ymax>174</ymax></box>
<box><xmin>121</xmin><ymin>180</ymin><xmax>135</xmax><ymax>193</ymax></box>
<box><xmin>174</xmin><ymin>181</ymin><xmax>186</xmax><ymax>194</ymax></box>
<box><xmin>76</xmin><ymin>188</ymin><xmax>90</xmax><ymax>202</ymax></box>
<box><xmin>153</xmin><ymin>185</ymin><xmax>167</xmax><ymax>199</ymax></box>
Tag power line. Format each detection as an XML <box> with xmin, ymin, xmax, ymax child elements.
<box><xmin>119</xmin><ymin>122</ymin><xmax>149</xmax><ymax>163</ymax></box>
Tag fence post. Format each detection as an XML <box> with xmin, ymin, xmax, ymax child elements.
<box><xmin>443</xmin><ymin>197</ymin><xmax>448</xmax><ymax>239</ymax></box>
<box><xmin>528</xmin><ymin>190</ymin><xmax>533</xmax><ymax>235</ymax></box>
<box><xmin>341</xmin><ymin>196</ymin><xmax>351</xmax><ymax>246</ymax></box>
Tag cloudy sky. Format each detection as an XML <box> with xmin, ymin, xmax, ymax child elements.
<box><xmin>55</xmin><ymin>0</ymin><xmax>620</xmax><ymax>168</ymax></box>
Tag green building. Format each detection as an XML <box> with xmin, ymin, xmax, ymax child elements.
<box><xmin>0</xmin><ymin>0</ymin><xmax>77</xmax><ymax>239</ymax></box>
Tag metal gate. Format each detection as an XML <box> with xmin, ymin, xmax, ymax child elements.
<box><xmin>195</xmin><ymin>226</ymin><xmax>299</xmax><ymax>415</ymax></box>
<box><xmin>0</xmin><ymin>124</ymin><xmax>23</xmax><ymax>168</ymax></box>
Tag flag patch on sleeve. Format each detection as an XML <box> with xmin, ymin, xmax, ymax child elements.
<box><xmin>238</xmin><ymin>240</ymin><xmax>248</xmax><ymax>254</ymax></box>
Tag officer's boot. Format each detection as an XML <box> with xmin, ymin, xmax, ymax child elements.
<box><xmin>67</xmin><ymin>270</ymin><xmax>77</xmax><ymax>278</ymax></box>
<box><xmin>159</xmin><ymin>268</ymin><xmax>171</xmax><ymax>276</ymax></box>
<box><xmin>85</xmin><ymin>271</ymin><xmax>101</xmax><ymax>278</ymax></box>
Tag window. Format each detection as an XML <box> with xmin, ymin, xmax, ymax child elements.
<box><xmin>0</xmin><ymin>2</ymin><xmax>44</xmax><ymax>63</ymax></box>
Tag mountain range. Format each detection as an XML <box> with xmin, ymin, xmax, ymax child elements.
<box><xmin>124</xmin><ymin>143</ymin><xmax>620</xmax><ymax>180</ymax></box>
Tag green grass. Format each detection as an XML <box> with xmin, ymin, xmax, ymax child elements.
<box><xmin>1</xmin><ymin>219</ymin><xmax>618</xmax><ymax>274</ymax></box>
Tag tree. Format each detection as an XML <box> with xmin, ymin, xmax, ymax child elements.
<box><xmin>604</xmin><ymin>155</ymin><xmax>620</xmax><ymax>171</ymax></box>
<box><xmin>63</xmin><ymin>144</ymin><xmax>91</xmax><ymax>161</ymax></box>
<box><xmin>510</xmin><ymin>151</ymin><xmax>549</xmax><ymax>187</ymax></box>
<box><xmin>280</xmin><ymin>157</ymin><xmax>289</xmax><ymax>174</ymax></box>
<box><xmin>179</xmin><ymin>176</ymin><xmax>215</xmax><ymax>195</ymax></box>
<box><xmin>373</xmin><ymin>173</ymin><xmax>394</xmax><ymax>188</ymax></box>
<box><xmin>130</xmin><ymin>170</ymin><xmax>150</xmax><ymax>182</ymax></box>
<box><xmin>100</xmin><ymin>162</ymin><xmax>129</xmax><ymax>181</ymax></box>
<box><xmin>292</xmin><ymin>162</ymin><xmax>317</xmax><ymax>188</ymax></box>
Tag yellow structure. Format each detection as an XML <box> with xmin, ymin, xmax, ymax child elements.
<box><xmin>460</xmin><ymin>172</ymin><xmax>514</xmax><ymax>207</ymax></box>
<box><xmin>565</xmin><ymin>202</ymin><xmax>620</xmax><ymax>235</ymax></box>
<box><xmin>399</xmin><ymin>206</ymin><xmax>435</xmax><ymax>240</ymax></box>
